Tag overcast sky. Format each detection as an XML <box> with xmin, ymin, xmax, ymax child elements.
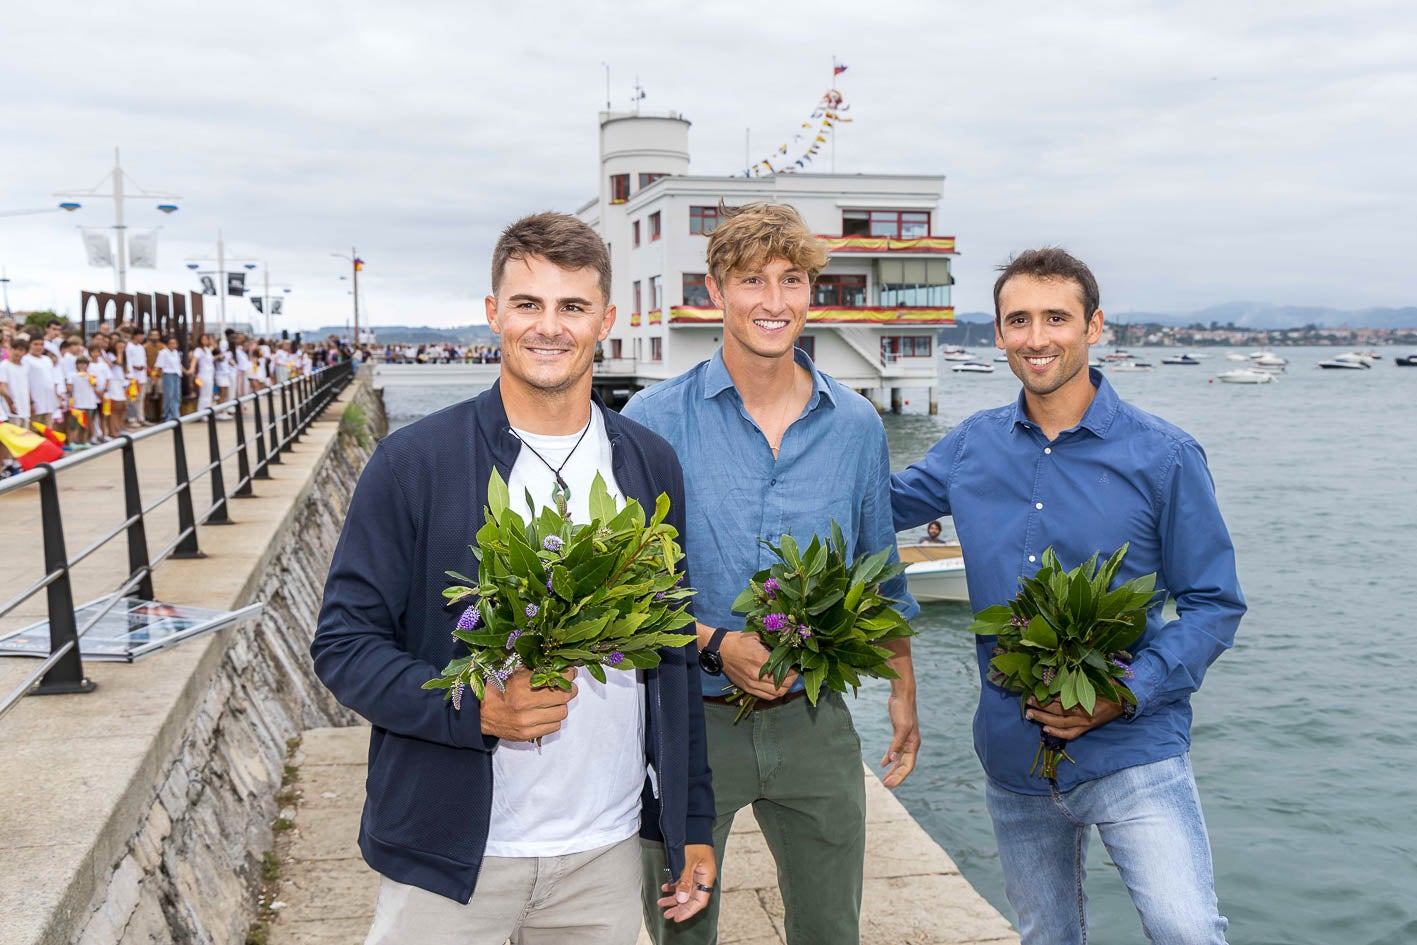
<box><xmin>2</xmin><ymin>0</ymin><xmax>1413</xmax><ymax>331</ymax></box>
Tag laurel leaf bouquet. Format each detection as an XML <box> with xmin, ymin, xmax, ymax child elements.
<box><xmin>727</xmin><ymin>522</ymin><xmax>914</xmax><ymax>723</ymax></box>
<box><xmin>968</xmin><ymin>544</ymin><xmax>1157</xmax><ymax>779</ymax></box>
<box><xmin>423</xmin><ymin>469</ymin><xmax>696</xmax><ymax>712</ymax></box>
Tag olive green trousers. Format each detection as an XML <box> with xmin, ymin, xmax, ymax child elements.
<box><xmin>641</xmin><ymin>691</ymin><xmax>867</xmax><ymax>945</ymax></box>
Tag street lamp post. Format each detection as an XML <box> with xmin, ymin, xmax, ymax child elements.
<box><xmin>331</xmin><ymin>249</ymin><xmax>363</xmax><ymax>346</ymax></box>
<box><xmin>55</xmin><ymin>148</ymin><xmax>181</xmax><ymax>293</ymax></box>
<box><xmin>185</xmin><ymin>232</ymin><xmax>257</xmax><ymax>339</ymax></box>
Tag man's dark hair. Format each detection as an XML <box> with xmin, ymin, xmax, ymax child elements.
<box><xmin>992</xmin><ymin>248</ymin><xmax>1100</xmax><ymax>325</ymax></box>
<box><xmin>46</xmin><ymin>318</ymin><xmax>61</xmax><ymax>329</ymax></box>
<box><xmin>491</xmin><ymin>212</ymin><xmax>611</xmax><ymax>305</ymax></box>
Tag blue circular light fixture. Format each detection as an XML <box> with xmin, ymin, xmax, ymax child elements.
<box><xmin>59</xmin><ymin>202</ymin><xmax>81</xmax><ymax>211</ymax></box>
<box><xmin>244</xmin><ymin>263</ymin><xmax>257</xmax><ymax>270</ymax></box>
<box><xmin>187</xmin><ymin>263</ymin><xmax>200</xmax><ymax>270</ymax></box>
<box><xmin>156</xmin><ymin>204</ymin><xmax>179</xmax><ymax>214</ymax></box>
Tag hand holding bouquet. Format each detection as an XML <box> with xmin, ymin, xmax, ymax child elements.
<box><xmin>968</xmin><ymin>545</ymin><xmax>1157</xmax><ymax>779</ymax></box>
<box><xmin>424</xmin><ymin>470</ymin><xmax>696</xmax><ymax>714</ymax></box>
<box><xmin>727</xmin><ymin>522</ymin><xmax>915</xmax><ymax>723</ymax></box>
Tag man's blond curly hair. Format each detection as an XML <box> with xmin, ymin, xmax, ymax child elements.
<box><xmin>705</xmin><ymin>201</ymin><xmax>828</xmax><ymax>291</ymax></box>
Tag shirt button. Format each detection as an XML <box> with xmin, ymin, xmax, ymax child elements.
<box><xmin>1028</xmin><ymin>555</ymin><xmax>1036</xmax><ymax>563</ymax></box>
<box><xmin>770</xmin><ymin>479</ymin><xmax>776</xmax><ymax>485</ymax></box>
<box><xmin>1036</xmin><ymin>502</ymin><xmax>1044</xmax><ymax>510</ymax></box>
<box><xmin>1044</xmin><ymin>447</ymin><xmax>1052</xmax><ymax>455</ymax></box>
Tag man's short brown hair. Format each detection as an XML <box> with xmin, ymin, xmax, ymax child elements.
<box><xmin>705</xmin><ymin>202</ymin><xmax>829</xmax><ymax>289</ymax></box>
<box><xmin>491</xmin><ymin>212</ymin><xmax>612</xmax><ymax>305</ymax></box>
<box><xmin>992</xmin><ymin>248</ymin><xmax>1101</xmax><ymax>326</ymax></box>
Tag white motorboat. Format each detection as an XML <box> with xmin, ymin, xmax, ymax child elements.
<box><xmin>1251</xmin><ymin>353</ymin><xmax>1288</xmax><ymax>372</ymax></box>
<box><xmin>1225</xmin><ymin>353</ymin><xmax>1250</xmax><ymax>362</ymax></box>
<box><xmin>1110</xmin><ymin>361</ymin><xmax>1155</xmax><ymax>372</ymax></box>
<box><xmin>993</xmin><ymin>355</ymin><xmax>1010</xmax><ymax>363</ymax></box>
<box><xmin>1103</xmin><ymin>349</ymin><xmax>1134</xmax><ymax>362</ymax></box>
<box><xmin>1318</xmin><ymin>353</ymin><xmax>1373</xmax><ymax>370</ymax></box>
<box><xmin>1161</xmin><ymin>353</ymin><xmax>1202</xmax><ymax>365</ymax></box>
<box><xmin>1217</xmin><ymin>369</ymin><xmax>1277</xmax><ymax>384</ymax></box>
<box><xmin>899</xmin><ymin>544</ymin><xmax>969</xmax><ymax>603</ymax></box>
<box><xmin>951</xmin><ymin>360</ymin><xmax>994</xmax><ymax>374</ymax></box>
<box><xmin>942</xmin><ymin>351</ymin><xmax>976</xmax><ymax>362</ymax></box>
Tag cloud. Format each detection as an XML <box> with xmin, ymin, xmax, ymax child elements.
<box><xmin>1</xmin><ymin>0</ymin><xmax>1413</xmax><ymax>329</ymax></box>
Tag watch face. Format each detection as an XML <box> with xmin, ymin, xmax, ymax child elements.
<box><xmin>698</xmin><ymin>649</ymin><xmax>724</xmax><ymax>676</ymax></box>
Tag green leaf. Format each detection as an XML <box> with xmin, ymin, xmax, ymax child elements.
<box><xmin>586</xmin><ymin>661</ymin><xmax>607</xmax><ymax>684</ymax></box>
<box><xmin>487</xmin><ymin>468</ymin><xmax>510</xmax><ymax>523</ymax></box>
<box><xmin>1022</xmin><ymin>616</ymin><xmax>1058</xmax><ymax>649</ymax></box>
<box><xmin>1075</xmin><ymin>671</ymin><xmax>1097</xmax><ymax>714</ymax></box>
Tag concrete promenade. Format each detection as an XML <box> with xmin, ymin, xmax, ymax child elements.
<box><xmin>268</xmin><ymin>726</ymin><xmax>1019</xmax><ymax>945</ymax></box>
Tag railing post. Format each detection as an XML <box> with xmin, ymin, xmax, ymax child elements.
<box><xmin>205</xmin><ymin>411</ymin><xmax>232</xmax><ymax>525</ymax></box>
<box><xmin>280</xmin><ymin>380</ymin><xmax>293</xmax><ymax>446</ymax></box>
<box><xmin>271</xmin><ymin>387</ymin><xmax>290</xmax><ymax>452</ymax></box>
<box><xmin>253</xmin><ymin>390</ymin><xmax>277</xmax><ymax>470</ymax></box>
<box><xmin>232</xmin><ymin>400</ymin><xmax>255</xmax><ymax>496</ymax></box>
<box><xmin>32</xmin><ymin>470</ymin><xmax>96</xmax><ymax>696</ymax></box>
<box><xmin>171</xmin><ymin>422</ymin><xmax>205</xmax><ymax>559</ymax></box>
<box><xmin>120</xmin><ymin>435</ymin><xmax>156</xmax><ymax>600</ymax></box>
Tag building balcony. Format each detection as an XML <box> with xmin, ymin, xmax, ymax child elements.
<box><xmin>817</xmin><ymin>235</ymin><xmax>957</xmax><ymax>255</ymax></box>
<box><xmin>668</xmin><ymin>306</ymin><xmax>954</xmax><ymax>325</ymax></box>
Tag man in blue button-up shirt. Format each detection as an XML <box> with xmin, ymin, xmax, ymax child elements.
<box><xmin>626</xmin><ymin>202</ymin><xmax>920</xmax><ymax>945</ymax></box>
<box><xmin>893</xmin><ymin>248</ymin><xmax>1243</xmax><ymax>945</ymax></box>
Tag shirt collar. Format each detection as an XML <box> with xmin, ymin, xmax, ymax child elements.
<box><xmin>1010</xmin><ymin>367</ymin><xmax>1120</xmax><ymax>438</ymax></box>
<box><xmin>703</xmin><ymin>346</ymin><xmax>837</xmax><ymax>409</ymax></box>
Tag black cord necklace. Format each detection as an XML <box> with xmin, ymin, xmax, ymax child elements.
<box><xmin>510</xmin><ymin>417</ymin><xmax>593</xmax><ymax>519</ymax></box>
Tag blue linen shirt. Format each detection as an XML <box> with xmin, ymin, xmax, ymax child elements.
<box><xmin>625</xmin><ymin>348</ymin><xmax>919</xmax><ymax>697</ymax></box>
<box><xmin>891</xmin><ymin>369</ymin><xmax>1244</xmax><ymax>794</ymax></box>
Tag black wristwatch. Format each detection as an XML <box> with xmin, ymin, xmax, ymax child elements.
<box><xmin>698</xmin><ymin>627</ymin><xmax>731</xmax><ymax>676</ymax></box>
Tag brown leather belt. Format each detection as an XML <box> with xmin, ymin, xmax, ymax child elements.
<box><xmin>702</xmin><ymin>689</ymin><xmax>808</xmax><ymax>711</ymax></box>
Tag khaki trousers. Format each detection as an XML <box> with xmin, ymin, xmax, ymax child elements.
<box><xmin>366</xmin><ymin>836</ymin><xmax>643</xmax><ymax>945</ymax></box>
<box><xmin>641</xmin><ymin>692</ymin><xmax>867</xmax><ymax>945</ymax></box>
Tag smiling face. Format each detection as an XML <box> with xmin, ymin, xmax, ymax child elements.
<box><xmin>709</xmin><ymin>256</ymin><xmax>811</xmax><ymax>364</ymax></box>
<box><xmin>486</xmin><ymin>254</ymin><xmax>614</xmax><ymax>402</ymax></box>
<box><xmin>995</xmin><ymin>273</ymin><xmax>1104</xmax><ymax>404</ymax></box>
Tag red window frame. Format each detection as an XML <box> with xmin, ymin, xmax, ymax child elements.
<box><xmin>632</xmin><ymin>280</ymin><xmax>642</xmax><ymax>315</ymax></box>
<box><xmin>639</xmin><ymin>172</ymin><xmax>667</xmax><ymax>189</ymax></box>
<box><xmin>649</xmin><ymin>211</ymin><xmax>662</xmax><ymax>242</ymax></box>
<box><xmin>610</xmin><ymin>174</ymin><xmax>630</xmax><ymax>204</ymax></box>
<box><xmin>813</xmin><ymin>274</ymin><xmax>867</xmax><ymax>307</ymax></box>
<box><xmin>632</xmin><ymin>220</ymin><xmax>640</xmax><ymax>247</ymax></box>
<box><xmin>842</xmin><ymin>210</ymin><xmax>931</xmax><ymax>239</ymax></box>
<box><xmin>690</xmin><ymin>205</ymin><xmax>721</xmax><ymax>235</ymax></box>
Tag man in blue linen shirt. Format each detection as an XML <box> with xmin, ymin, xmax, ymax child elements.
<box><xmin>892</xmin><ymin>248</ymin><xmax>1244</xmax><ymax>945</ymax></box>
<box><xmin>625</xmin><ymin>202</ymin><xmax>920</xmax><ymax>945</ymax></box>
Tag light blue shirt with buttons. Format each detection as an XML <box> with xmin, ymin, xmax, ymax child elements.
<box><xmin>623</xmin><ymin>347</ymin><xmax>919</xmax><ymax>697</ymax></box>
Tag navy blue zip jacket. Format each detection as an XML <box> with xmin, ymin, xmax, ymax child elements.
<box><xmin>311</xmin><ymin>381</ymin><xmax>714</xmax><ymax>903</ymax></box>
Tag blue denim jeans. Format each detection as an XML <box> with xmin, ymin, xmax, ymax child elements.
<box><xmin>161</xmin><ymin>373</ymin><xmax>181</xmax><ymax>421</ymax></box>
<box><xmin>985</xmin><ymin>753</ymin><xmax>1228</xmax><ymax>945</ymax></box>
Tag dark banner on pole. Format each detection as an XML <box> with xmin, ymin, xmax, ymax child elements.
<box><xmin>251</xmin><ymin>296</ymin><xmax>264</xmax><ymax>313</ymax></box>
<box><xmin>227</xmin><ymin>272</ymin><xmax>246</xmax><ymax>297</ymax></box>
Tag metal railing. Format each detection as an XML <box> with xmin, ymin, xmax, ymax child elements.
<box><xmin>0</xmin><ymin>360</ymin><xmax>355</xmax><ymax>723</ymax></box>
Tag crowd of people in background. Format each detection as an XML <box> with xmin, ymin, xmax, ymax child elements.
<box><xmin>378</xmin><ymin>342</ymin><xmax>500</xmax><ymax>364</ymax></box>
<box><xmin>0</xmin><ymin>315</ymin><xmax>356</xmax><ymax>478</ymax></box>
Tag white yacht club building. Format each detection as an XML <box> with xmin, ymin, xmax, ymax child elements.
<box><xmin>576</xmin><ymin>110</ymin><xmax>956</xmax><ymax>413</ymax></box>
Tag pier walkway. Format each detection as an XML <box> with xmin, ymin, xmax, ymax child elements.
<box><xmin>269</xmin><ymin>726</ymin><xmax>1018</xmax><ymax>945</ymax></box>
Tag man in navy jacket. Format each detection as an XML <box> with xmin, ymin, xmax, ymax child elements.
<box><xmin>312</xmin><ymin>213</ymin><xmax>715</xmax><ymax>944</ymax></box>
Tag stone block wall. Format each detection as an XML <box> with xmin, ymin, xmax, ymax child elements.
<box><xmin>73</xmin><ymin>380</ymin><xmax>387</xmax><ymax>945</ymax></box>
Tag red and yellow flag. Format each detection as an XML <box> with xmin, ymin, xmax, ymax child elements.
<box><xmin>126</xmin><ymin>378</ymin><xmax>139</xmax><ymax>402</ymax></box>
<box><xmin>30</xmin><ymin>420</ymin><xmax>66</xmax><ymax>447</ymax></box>
<box><xmin>69</xmin><ymin>408</ymin><xmax>89</xmax><ymax>430</ymax></box>
<box><xmin>0</xmin><ymin>423</ymin><xmax>64</xmax><ymax>471</ymax></box>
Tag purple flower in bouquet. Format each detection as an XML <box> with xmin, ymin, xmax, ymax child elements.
<box><xmin>507</xmin><ymin>628</ymin><xmax>523</xmax><ymax>645</ymax></box>
<box><xmin>543</xmin><ymin>535</ymin><xmax>564</xmax><ymax>552</ymax></box>
<box><xmin>451</xmin><ymin>680</ymin><xmax>465</xmax><ymax>711</ymax></box>
<box><xmin>655</xmin><ymin>591</ymin><xmax>667</xmax><ymax>601</ymax></box>
<box><xmin>524</xmin><ymin>603</ymin><xmax>539</xmax><ymax>619</ymax></box>
<box><xmin>456</xmin><ymin>606</ymin><xmax>480</xmax><ymax>631</ymax></box>
<box><xmin>547</xmin><ymin>576</ymin><xmax>555</xmax><ymax>591</ymax></box>
<box><xmin>1110</xmin><ymin>658</ymin><xmax>1135</xmax><ymax>680</ymax></box>
<box><xmin>603</xmin><ymin>651</ymin><xmax>625</xmax><ymax>667</ymax></box>
<box><xmin>762</xmin><ymin>613</ymin><xmax>788</xmax><ymax>633</ymax></box>
<box><xmin>795</xmin><ymin>626</ymin><xmax>813</xmax><ymax>641</ymax></box>
<box><xmin>763</xmin><ymin>578</ymin><xmax>780</xmax><ymax>599</ymax></box>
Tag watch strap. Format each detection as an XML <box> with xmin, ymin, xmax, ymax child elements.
<box><xmin>705</xmin><ymin>626</ymin><xmax>731</xmax><ymax>654</ymax></box>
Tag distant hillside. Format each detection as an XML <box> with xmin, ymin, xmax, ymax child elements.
<box><xmin>952</xmin><ymin>303</ymin><xmax>1416</xmax><ymax>330</ymax></box>
<box><xmin>314</xmin><ymin>324</ymin><xmax>498</xmax><ymax>345</ymax></box>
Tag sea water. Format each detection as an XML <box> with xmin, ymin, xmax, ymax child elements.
<box><xmin>380</xmin><ymin>346</ymin><xmax>1417</xmax><ymax>945</ymax></box>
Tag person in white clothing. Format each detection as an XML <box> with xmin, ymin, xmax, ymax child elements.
<box><xmin>104</xmin><ymin>341</ymin><xmax>129</xmax><ymax>436</ymax></box>
<box><xmin>22</xmin><ymin>337</ymin><xmax>59</xmax><ymax>424</ymax></box>
<box><xmin>69</xmin><ymin>356</ymin><xmax>99</xmax><ymax>447</ymax></box>
<box><xmin>233</xmin><ymin>338</ymin><xmax>251</xmax><ymax>398</ymax></box>
<box><xmin>42</xmin><ymin>320</ymin><xmax>64</xmax><ymax>357</ymax></box>
<box><xmin>188</xmin><ymin>334</ymin><xmax>215</xmax><ymax>412</ymax></box>
<box><xmin>0</xmin><ymin>338</ymin><xmax>32</xmax><ymax>425</ymax></box>
<box><xmin>125</xmin><ymin>333</ymin><xmax>148</xmax><ymax>427</ymax></box>
<box><xmin>86</xmin><ymin>341</ymin><xmax>113</xmax><ymax>443</ymax></box>
<box><xmin>156</xmin><ymin>336</ymin><xmax>185</xmax><ymax>422</ymax></box>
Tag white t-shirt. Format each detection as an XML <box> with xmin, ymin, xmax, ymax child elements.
<box><xmin>90</xmin><ymin>360</ymin><xmax>112</xmax><ymax>400</ymax></box>
<box><xmin>0</xmin><ymin>359</ymin><xmax>30</xmax><ymax>418</ymax></box>
<box><xmin>126</xmin><ymin>342</ymin><xmax>147</xmax><ymax>378</ymax></box>
<box><xmin>43</xmin><ymin>337</ymin><xmax>62</xmax><ymax>357</ymax></box>
<box><xmin>22</xmin><ymin>354</ymin><xmax>57</xmax><ymax>414</ymax></box>
<box><xmin>71</xmin><ymin>370</ymin><xmax>100</xmax><ymax>410</ymax></box>
<box><xmin>156</xmin><ymin>348</ymin><xmax>184</xmax><ymax>374</ymax></box>
<box><xmin>484</xmin><ymin>406</ymin><xmax>646</xmax><ymax>858</ymax></box>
